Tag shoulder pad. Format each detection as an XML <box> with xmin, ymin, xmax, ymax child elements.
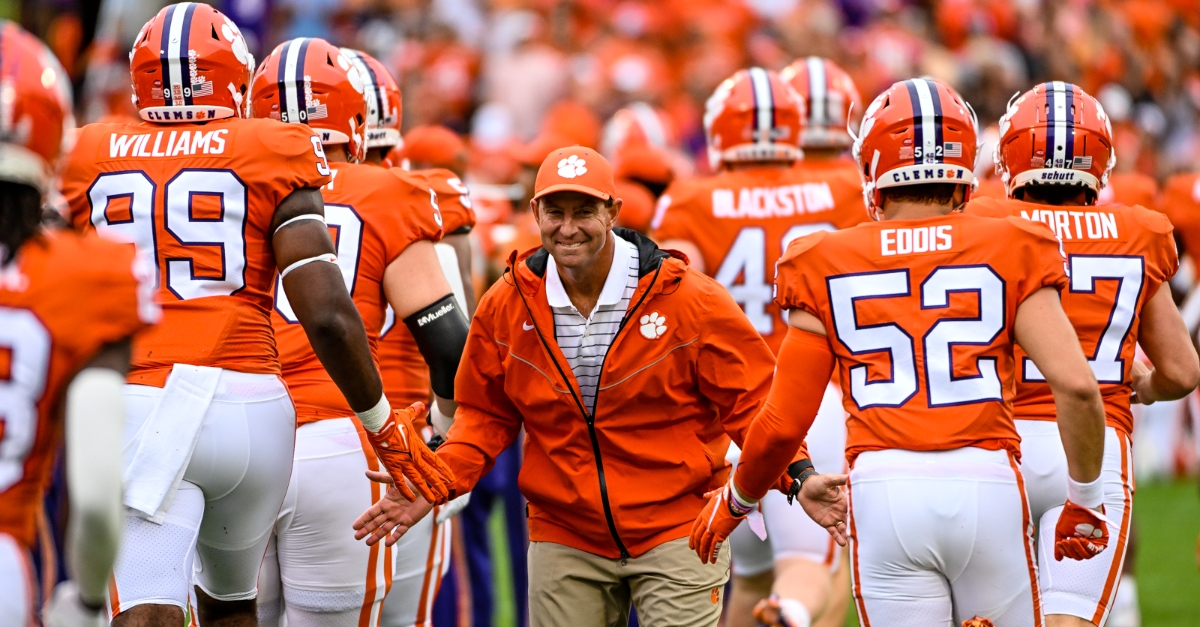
<box><xmin>1128</xmin><ymin>204</ymin><xmax>1174</xmax><ymax>235</ymax></box>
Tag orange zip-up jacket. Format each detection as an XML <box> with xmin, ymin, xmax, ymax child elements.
<box><xmin>438</xmin><ymin>229</ymin><xmax>776</xmax><ymax>559</ymax></box>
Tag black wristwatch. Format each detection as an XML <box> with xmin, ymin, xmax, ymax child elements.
<box><xmin>785</xmin><ymin>459</ymin><xmax>817</xmax><ymax>505</ymax></box>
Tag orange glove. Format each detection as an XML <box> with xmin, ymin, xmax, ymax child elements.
<box><xmin>689</xmin><ymin>484</ymin><xmax>749</xmax><ymax>564</ymax></box>
<box><xmin>1054</xmin><ymin>500</ymin><xmax>1109</xmax><ymax>561</ymax></box>
<box><xmin>364</xmin><ymin>402</ymin><xmax>455</xmax><ymax>504</ymax></box>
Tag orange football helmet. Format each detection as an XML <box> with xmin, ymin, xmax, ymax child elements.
<box><xmin>703</xmin><ymin>67</ymin><xmax>804</xmax><ymax>170</ymax></box>
<box><xmin>0</xmin><ymin>20</ymin><xmax>73</xmax><ymax>192</ymax></box>
<box><xmin>995</xmin><ymin>82</ymin><xmax>1115</xmax><ymax>199</ymax></box>
<box><xmin>342</xmin><ymin>48</ymin><xmax>401</xmax><ymax>150</ymax></box>
<box><xmin>251</xmin><ymin>38</ymin><xmax>369</xmax><ymax>162</ymax></box>
<box><xmin>600</xmin><ymin>102</ymin><xmax>674</xmax><ymax>158</ymax></box>
<box><xmin>852</xmin><ymin>78</ymin><xmax>978</xmax><ymax>220</ymax></box>
<box><xmin>129</xmin><ymin>2</ymin><xmax>255</xmax><ymax>123</ymax></box>
<box><xmin>780</xmin><ymin>57</ymin><xmax>861</xmax><ymax>148</ymax></box>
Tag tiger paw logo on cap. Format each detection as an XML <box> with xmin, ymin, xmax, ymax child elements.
<box><xmin>557</xmin><ymin>155</ymin><xmax>587</xmax><ymax>178</ymax></box>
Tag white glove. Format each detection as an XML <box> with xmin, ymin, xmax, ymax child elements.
<box><xmin>45</xmin><ymin>581</ymin><xmax>107</xmax><ymax>627</ymax></box>
<box><xmin>436</xmin><ymin>491</ymin><xmax>471</xmax><ymax>524</ymax></box>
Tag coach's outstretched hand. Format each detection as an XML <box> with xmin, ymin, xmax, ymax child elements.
<box><xmin>354</xmin><ymin>470</ymin><xmax>435</xmax><ymax>546</ymax></box>
<box><xmin>797</xmin><ymin>473</ymin><xmax>850</xmax><ymax>547</ymax></box>
<box><xmin>364</xmin><ymin>402</ymin><xmax>455</xmax><ymax>504</ymax></box>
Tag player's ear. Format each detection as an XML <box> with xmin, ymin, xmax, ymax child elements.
<box><xmin>606</xmin><ymin>197</ymin><xmax>622</xmax><ymax>228</ymax></box>
<box><xmin>952</xmin><ymin>185</ymin><xmax>967</xmax><ymax>212</ymax></box>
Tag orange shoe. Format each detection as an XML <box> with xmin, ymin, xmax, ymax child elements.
<box><xmin>962</xmin><ymin>618</ymin><xmax>995</xmax><ymax>627</ymax></box>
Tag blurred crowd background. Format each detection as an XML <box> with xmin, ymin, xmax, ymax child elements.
<box><xmin>8</xmin><ymin>0</ymin><xmax>1200</xmax><ymax>623</ymax></box>
<box><xmin>10</xmin><ymin>0</ymin><xmax>1200</xmax><ymax>178</ymax></box>
<box><xmin>13</xmin><ymin>0</ymin><xmax>1200</xmax><ymax>290</ymax></box>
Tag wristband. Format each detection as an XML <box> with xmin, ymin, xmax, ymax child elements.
<box><xmin>355</xmin><ymin>393</ymin><xmax>391</xmax><ymax>433</ymax></box>
<box><xmin>789</xmin><ymin>468</ymin><xmax>820</xmax><ymax>505</ymax></box>
<box><xmin>1067</xmin><ymin>474</ymin><xmax>1104</xmax><ymax>509</ymax></box>
<box><xmin>785</xmin><ymin>459</ymin><xmax>815</xmax><ymax>505</ymax></box>
<box><xmin>729</xmin><ymin>480</ymin><xmax>758</xmax><ymax>514</ymax></box>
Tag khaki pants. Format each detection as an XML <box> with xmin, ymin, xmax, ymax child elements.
<box><xmin>528</xmin><ymin>538</ymin><xmax>731</xmax><ymax>627</ymax></box>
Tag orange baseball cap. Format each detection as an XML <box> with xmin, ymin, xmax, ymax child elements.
<box><xmin>399</xmin><ymin>125</ymin><xmax>467</xmax><ymax>167</ymax></box>
<box><xmin>533</xmin><ymin>145</ymin><xmax>616</xmax><ymax>202</ymax></box>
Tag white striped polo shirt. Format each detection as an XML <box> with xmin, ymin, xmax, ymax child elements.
<box><xmin>545</xmin><ymin>232</ymin><xmax>640</xmax><ymax>414</ymax></box>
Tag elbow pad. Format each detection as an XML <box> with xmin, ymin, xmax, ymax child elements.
<box><xmin>403</xmin><ymin>294</ymin><xmax>469</xmax><ymax>399</ymax></box>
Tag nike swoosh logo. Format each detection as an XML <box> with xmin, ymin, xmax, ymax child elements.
<box><xmin>523</xmin><ymin>321</ymin><xmax>534</xmax><ymax>331</ymax></box>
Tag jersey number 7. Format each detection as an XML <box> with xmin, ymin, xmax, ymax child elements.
<box><xmin>1023</xmin><ymin>255</ymin><xmax>1144</xmax><ymax>384</ymax></box>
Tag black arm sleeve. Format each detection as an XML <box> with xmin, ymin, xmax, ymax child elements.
<box><xmin>402</xmin><ymin>294</ymin><xmax>470</xmax><ymax>399</ymax></box>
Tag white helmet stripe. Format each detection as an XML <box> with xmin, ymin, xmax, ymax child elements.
<box><xmin>911</xmin><ymin>78</ymin><xmax>937</xmax><ymax>163</ymax></box>
<box><xmin>281</xmin><ymin>38</ymin><xmax>306</xmax><ymax>124</ymax></box>
<box><xmin>806</xmin><ymin>57</ymin><xmax>826</xmax><ymax>128</ymax></box>
<box><xmin>164</xmin><ymin>3</ymin><xmax>191</xmax><ymax>104</ymax></box>
<box><xmin>748</xmin><ymin>67</ymin><xmax>773</xmax><ymax>144</ymax></box>
<box><xmin>630</xmin><ymin>102</ymin><xmax>666</xmax><ymax>148</ymax></box>
<box><xmin>1051</xmin><ymin>80</ymin><xmax>1068</xmax><ymax>167</ymax></box>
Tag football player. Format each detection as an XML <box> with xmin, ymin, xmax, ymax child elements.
<box><xmin>967</xmin><ymin>82</ymin><xmax>1199</xmax><ymax>627</ymax></box>
<box><xmin>691</xmin><ymin>78</ymin><xmax>1110</xmax><ymax>627</ymax></box>
<box><xmin>0</xmin><ymin>22</ymin><xmax>153</xmax><ymax>627</ymax></box>
<box><xmin>59</xmin><ymin>5</ymin><xmax>452</xmax><ymax>626</ymax></box>
<box><xmin>345</xmin><ymin>48</ymin><xmax>478</xmax><ymax>627</ymax></box>
<box><xmin>653</xmin><ymin>64</ymin><xmax>865</xmax><ymax>627</ymax></box>
<box><xmin>250</xmin><ymin>40</ymin><xmax>469</xmax><ymax>627</ymax></box>
<box><xmin>1159</xmin><ymin>172</ymin><xmax>1200</xmax><ymax>282</ymax></box>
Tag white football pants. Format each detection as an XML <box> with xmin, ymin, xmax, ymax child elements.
<box><xmin>1018</xmin><ymin>420</ymin><xmax>1133</xmax><ymax>624</ymax></box>
<box><xmin>109</xmin><ymin>370</ymin><xmax>295</xmax><ymax>617</ymax></box>
<box><xmin>848</xmin><ymin>447</ymin><xmax>1040</xmax><ymax>627</ymax></box>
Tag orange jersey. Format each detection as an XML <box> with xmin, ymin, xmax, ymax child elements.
<box><xmin>774</xmin><ymin>213</ymin><xmax>1069</xmax><ymax>462</ymax></box>
<box><xmin>413</xmin><ymin>168</ymin><xmax>475</xmax><ymax>235</ymax></box>
<box><xmin>1098</xmin><ymin>172</ymin><xmax>1158</xmax><ymax>209</ymax></box>
<box><xmin>967</xmin><ymin>197</ymin><xmax>1177</xmax><ymax>434</ymax></box>
<box><xmin>0</xmin><ymin>232</ymin><xmax>153</xmax><ymax>547</ymax></box>
<box><xmin>1160</xmin><ymin>173</ymin><xmax>1200</xmax><ymax>266</ymax></box>
<box><xmin>378</xmin><ymin>168</ymin><xmax>476</xmax><ymax>409</ymax></box>
<box><xmin>973</xmin><ymin>177</ymin><xmax>1007</xmax><ymax>200</ymax></box>
<box><xmin>652</xmin><ymin>159</ymin><xmax>867</xmax><ymax>351</ymax></box>
<box><xmin>273</xmin><ymin>164</ymin><xmax>444</xmax><ymax>424</ymax></box>
<box><xmin>61</xmin><ymin>118</ymin><xmax>332</xmax><ymax>387</ymax></box>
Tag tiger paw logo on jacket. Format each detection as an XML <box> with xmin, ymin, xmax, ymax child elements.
<box><xmin>639</xmin><ymin>312</ymin><xmax>666</xmax><ymax>339</ymax></box>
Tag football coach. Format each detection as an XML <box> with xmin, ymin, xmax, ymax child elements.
<box><xmin>354</xmin><ymin>145</ymin><xmax>848</xmax><ymax>627</ymax></box>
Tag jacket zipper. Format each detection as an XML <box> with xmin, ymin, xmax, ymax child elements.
<box><xmin>511</xmin><ymin>259</ymin><xmax>663</xmax><ymax>561</ymax></box>
<box><xmin>586</xmin><ymin>261</ymin><xmax>662</xmax><ymax>561</ymax></box>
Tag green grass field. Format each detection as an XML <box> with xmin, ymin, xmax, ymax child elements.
<box><xmin>485</xmin><ymin>479</ymin><xmax>1200</xmax><ymax>627</ymax></box>
<box><xmin>1130</xmin><ymin>479</ymin><xmax>1200</xmax><ymax>626</ymax></box>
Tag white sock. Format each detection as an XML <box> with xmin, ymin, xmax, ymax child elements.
<box><xmin>778</xmin><ymin>598</ymin><xmax>813</xmax><ymax>627</ymax></box>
